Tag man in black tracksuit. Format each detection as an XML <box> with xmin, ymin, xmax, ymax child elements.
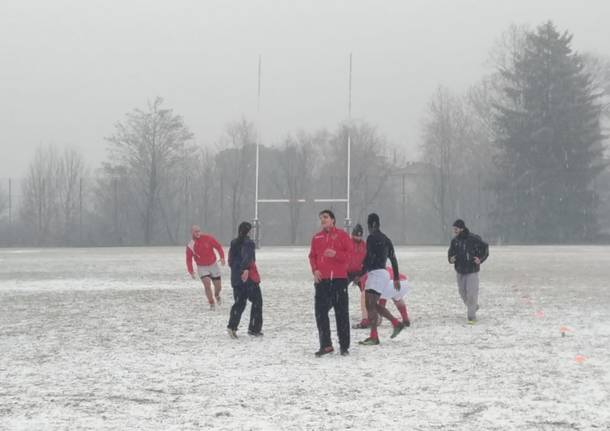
<box><xmin>358</xmin><ymin>213</ymin><xmax>405</xmax><ymax>345</ymax></box>
<box><xmin>448</xmin><ymin>219</ymin><xmax>489</xmax><ymax>323</ymax></box>
<box><xmin>227</xmin><ymin>221</ymin><xmax>263</xmax><ymax>338</ymax></box>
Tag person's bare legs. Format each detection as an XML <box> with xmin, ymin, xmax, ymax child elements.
<box><xmin>360</xmin><ymin>289</ymin><xmax>368</xmax><ymax>322</ymax></box>
<box><xmin>392</xmin><ymin>298</ymin><xmax>411</xmax><ymax>325</ymax></box>
<box><xmin>376</xmin><ymin>298</ymin><xmax>398</xmax><ymax>322</ymax></box>
<box><xmin>364</xmin><ymin>291</ymin><xmax>380</xmax><ymax>342</ymax></box>
<box><xmin>212</xmin><ymin>278</ymin><xmax>222</xmax><ymax>303</ymax></box>
<box><xmin>201</xmin><ymin>276</ymin><xmax>215</xmax><ymax>307</ymax></box>
<box><xmin>378</xmin><ymin>298</ymin><xmax>406</xmax><ymax>338</ymax></box>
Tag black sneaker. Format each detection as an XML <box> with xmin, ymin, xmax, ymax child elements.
<box><xmin>390</xmin><ymin>322</ymin><xmax>405</xmax><ymax>339</ymax></box>
<box><xmin>403</xmin><ymin>319</ymin><xmax>411</xmax><ymax>327</ymax></box>
<box><xmin>340</xmin><ymin>348</ymin><xmax>349</xmax><ymax>356</ymax></box>
<box><xmin>352</xmin><ymin>320</ymin><xmax>370</xmax><ymax>329</ymax></box>
<box><xmin>248</xmin><ymin>331</ymin><xmax>264</xmax><ymax>337</ymax></box>
<box><xmin>314</xmin><ymin>346</ymin><xmax>334</xmax><ymax>357</ymax></box>
<box><xmin>358</xmin><ymin>337</ymin><xmax>380</xmax><ymax>346</ymax></box>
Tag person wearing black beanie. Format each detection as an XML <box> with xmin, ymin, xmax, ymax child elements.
<box><xmin>227</xmin><ymin>221</ymin><xmax>263</xmax><ymax>338</ymax></box>
<box><xmin>448</xmin><ymin>219</ymin><xmax>489</xmax><ymax>324</ymax></box>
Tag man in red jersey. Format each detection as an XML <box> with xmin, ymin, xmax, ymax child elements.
<box><xmin>186</xmin><ymin>225</ymin><xmax>225</xmax><ymax>310</ymax></box>
<box><xmin>308</xmin><ymin>209</ymin><xmax>353</xmax><ymax>357</ymax></box>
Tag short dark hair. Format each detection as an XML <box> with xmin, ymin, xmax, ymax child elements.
<box><xmin>238</xmin><ymin>221</ymin><xmax>252</xmax><ymax>238</ymax></box>
<box><xmin>452</xmin><ymin>219</ymin><xmax>466</xmax><ymax>229</ymax></box>
<box><xmin>319</xmin><ymin>209</ymin><xmax>336</xmax><ymax>221</ymax></box>
<box><xmin>367</xmin><ymin>213</ymin><xmax>380</xmax><ymax>229</ymax></box>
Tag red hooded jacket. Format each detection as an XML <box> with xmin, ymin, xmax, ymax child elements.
<box><xmin>308</xmin><ymin>226</ymin><xmax>353</xmax><ymax>280</ymax></box>
<box><xmin>347</xmin><ymin>238</ymin><xmax>366</xmax><ymax>274</ymax></box>
<box><xmin>186</xmin><ymin>234</ymin><xmax>225</xmax><ymax>273</ymax></box>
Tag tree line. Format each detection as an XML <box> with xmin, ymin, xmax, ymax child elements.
<box><xmin>1</xmin><ymin>21</ymin><xmax>609</xmax><ymax>246</ymax></box>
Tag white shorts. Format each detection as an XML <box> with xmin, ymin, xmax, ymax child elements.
<box><xmin>365</xmin><ymin>269</ymin><xmax>390</xmax><ymax>295</ymax></box>
<box><xmin>197</xmin><ymin>263</ymin><xmax>221</xmax><ymax>280</ymax></box>
<box><xmin>379</xmin><ymin>279</ymin><xmax>410</xmax><ymax>301</ymax></box>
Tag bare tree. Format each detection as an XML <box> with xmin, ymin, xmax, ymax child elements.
<box><xmin>105</xmin><ymin>97</ymin><xmax>193</xmax><ymax>245</ymax></box>
<box><xmin>321</xmin><ymin>121</ymin><xmax>393</xmax><ymax>225</ymax></box>
<box><xmin>582</xmin><ymin>53</ymin><xmax>610</xmax><ymax>134</ymax></box>
<box><xmin>19</xmin><ymin>145</ymin><xmax>87</xmax><ymax>245</ymax></box>
<box><xmin>486</xmin><ymin>23</ymin><xmax>529</xmax><ymax>73</ymax></box>
<box><xmin>20</xmin><ymin>145</ymin><xmax>61</xmax><ymax>244</ymax></box>
<box><xmin>93</xmin><ymin>165</ymin><xmax>133</xmax><ymax>245</ymax></box>
<box><xmin>56</xmin><ymin>148</ymin><xmax>86</xmax><ymax>244</ymax></box>
<box><xmin>270</xmin><ymin>131</ymin><xmax>319</xmax><ymax>244</ymax></box>
<box><xmin>0</xmin><ymin>182</ymin><xmax>7</xmax><ymax>220</ymax></box>
<box><xmin>215</xmin><ymin>118</ymin><xmax>256</xmax><ymax>238</ymax></box>
<box><xmin>165</xmin><ymin>146</ymin><xmax>218</xmax><ymax>243</ymax></box>
<box><xmin>421</xmin><ymin>86</ymin><xmax>474</xmax><ymax>242</ymax></box>
<box><xmin>463</xmin><ymin>80</ymin><xmax>501</xmax><ymax>236</ymax></box>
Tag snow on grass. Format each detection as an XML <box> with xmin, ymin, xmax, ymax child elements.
<box><xmin>1</xmin><ymin>246</ymin><xmax>609</xmax><ymax>430</ymax></box>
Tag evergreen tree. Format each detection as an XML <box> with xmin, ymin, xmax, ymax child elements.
<box><xmin>493</xmin><ymin>22</ymin><xmax>606</xmax><ymax>243</ymax></box>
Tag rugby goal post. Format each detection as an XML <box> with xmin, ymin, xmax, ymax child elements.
<box><xmin>252</xmin><ymin>54</ymin><xmax>354</xmax><ymax>247</ymax></box>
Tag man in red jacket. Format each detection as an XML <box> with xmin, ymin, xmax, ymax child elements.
<box><xmin>186</xmin><ymin>225</ymin><xmax>225</xmax><ymax>310</ymax></box>
<box><xmin>308</xmin><ymin>209</ymin><xmax>353</xmax><ymax>357</ymax></box>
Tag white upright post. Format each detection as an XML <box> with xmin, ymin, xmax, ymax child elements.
<box><xmin>345</xmin><ymin>53</ymin><xmax>353</xmax><ymax>233</ymax></box>
<box><xmin>254</xmin><ymin>55</ymin><xmax>262</xmax><ymax>247</ymax></box>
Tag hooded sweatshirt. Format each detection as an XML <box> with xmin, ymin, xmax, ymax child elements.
<box><xmin>228</xmin><ymin>236</ymin><xmax>260</xmax><ymax>285</ymax></box>
<box><xmin>347</xmin><ymin>238</ymin><xmax>366</xmax><ymax>274</ymax></box>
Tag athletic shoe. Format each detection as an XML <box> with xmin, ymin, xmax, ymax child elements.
<box><xmin>227</xmin><ymin>328</ymin><xmax>238</xmax><ymax>339</ymax></box>
<box><xmin>340</xmin><ymin>348</ymin><xmax>349</xmax><ymax>356</ymax></box>
<box><xmin>314</xmin><ymin>346</ymin><xmax>334</xmax><ymax>357</ymax></box>
<box><xmin>358</xmin><ymin>337</ymin><xmax>380</xmax><ymax>346</ymax></box>
<box><xmin>390</xmin><ymin>322</ymin><xmax>405</xmax><ymax>339</ymax></box>
<box><xmin>248</xmin><ymin>330</ymin><xmax>264</xmax><ymax>337</ymax></box>
<box><xmin>467</xmin><ymin>319</ymin><xmax>476</xmax><ymax>325</ymax></box>
<box><xmin>403</xmin><ymin>319</ymin><xmax>411</xmax><ymax>327</ymax></box>
<box><xmin>352</xmin><ymin>320</ymin><xmax>370</xmax><ymax>329</ymax></box>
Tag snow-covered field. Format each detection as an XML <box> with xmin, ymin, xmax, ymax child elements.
<box><xmin>1</xmin><ymin>245</ymin><xmax>609</xmax><ymax>430</ymax></box>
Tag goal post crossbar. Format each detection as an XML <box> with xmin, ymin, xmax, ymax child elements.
<box><xmin>256</xmin><ymin>198</ymin><xmax>348</xmax><ymax>204</ymax></box>
<box><xmin>253</xmin><ymin>54</ymin><xmax>353</xmax><ymax>247</ymax></box>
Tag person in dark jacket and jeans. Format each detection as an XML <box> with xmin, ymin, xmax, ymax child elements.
<box><xmin>308</xmin><ymin>209</ymin><xmax>353</xmax><ymax>357</ymax></box>
<box><xmin>448</xmin><ymin>219</ymin><xmax>489</xmax><ymax>324</ymax></box>
<box><xmin>227</xmin><ymin>221</ymin><xmax>263</xmax><ymax>338</ymax></box>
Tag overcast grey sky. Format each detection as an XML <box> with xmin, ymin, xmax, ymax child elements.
<box><xmin>1</xmin><ymin>0</ymin><xmax>609</xmax><ymax>178</ymax></box>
